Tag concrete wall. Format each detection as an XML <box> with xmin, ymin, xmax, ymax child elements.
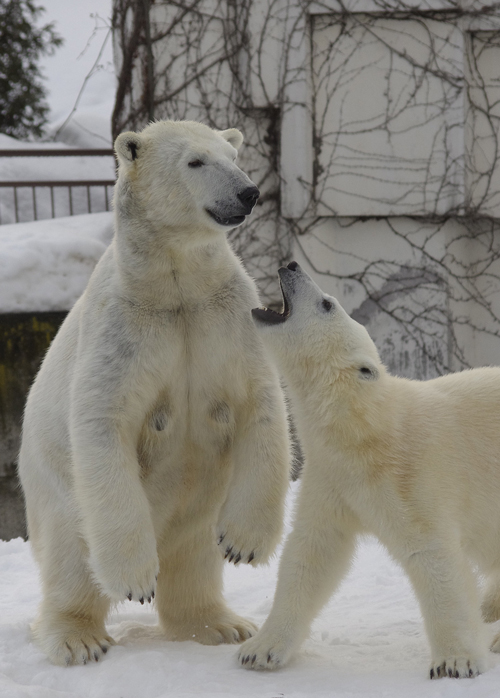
<box><xmin>0</xmin><ymin>312</ymin><xmax>67</xmax><ymax>539</ymax></box>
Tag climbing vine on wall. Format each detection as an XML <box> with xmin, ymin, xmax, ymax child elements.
<box><xmin>112</xmin><ymin>0</ymin><xmax>500</xmax><ymax>377</ymax></box>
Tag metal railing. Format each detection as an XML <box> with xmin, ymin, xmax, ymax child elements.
<box><xmin>0</xmin><ymin>149</ymin><xmax>116</xmax><ymax>225</ymax></box>
<box><xmin>0</xmin><ymin>149</ymin><xmax>114</xmax><ymax>157</ymax></box>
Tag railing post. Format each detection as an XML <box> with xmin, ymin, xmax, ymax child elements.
<box><xmin>32</xmin><ymin>186</ymin><xmax>37</xmax><ymax>221</ymax></box>
<box><xmin>13</xmin><ymin>186</ymin><xmax>19</xmax><ymax>223</ymax></box>
<box><xmin>0</xmin><ymin>149</ymin><xmax>115</xmax><ymax>224</ymax></box>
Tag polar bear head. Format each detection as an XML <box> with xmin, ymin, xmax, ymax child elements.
<box><xmin>114</xmin><ymin>120</ymin><xmax>259</xmax><ymax>241</ymax></box>
<box><xmin>252</xmin><ymin>262</ymin><xmax>383</xmax><ymax>388</ymax></box>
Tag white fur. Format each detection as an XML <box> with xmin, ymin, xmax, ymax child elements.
<box><xmin>18</xmin><ymin>120</ymin><xmax>290</xmax><ymax>666</ymax></box>
<box><xmin>238</xmin><ymin>262</ymin><xmax>500</xmax><ymax>679</ymax></box>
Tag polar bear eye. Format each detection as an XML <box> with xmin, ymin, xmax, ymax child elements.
<box><xmin>188</xmin><ymin>159</ymin><xmax>204</xmax><ymax>168</ymax></box>
<box><xmin>322</xmin><ymin>298</ymin><xmax>333</xmax><ymax>312</ymax></box>
<box><xmin>359</xmin><ymin>366</ymin><xmax>379</xmax><ymax>381</ymax></box>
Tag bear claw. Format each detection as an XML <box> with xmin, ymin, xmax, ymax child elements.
<box><xmin>430</xmin><ymin>658</ymin><xmax>481</xmax><ymax>679</ymax></box>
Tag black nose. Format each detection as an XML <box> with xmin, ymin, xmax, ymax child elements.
<box><xmin>238</xmin><ymin>186</ymin><xmax>260</xmax><ymax>213</ymax></box>
<box><xmin>287</xmin><ymin>261</ymin><xmax>299</xmax><ymax>271</ymax></box>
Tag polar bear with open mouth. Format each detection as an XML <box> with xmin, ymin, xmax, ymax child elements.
<box><xmin>238</xmin><ymin>261</ymin><xmax>500</xmax><ymax>679</ymax></box>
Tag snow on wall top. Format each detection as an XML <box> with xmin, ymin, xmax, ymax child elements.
<box><xmin>0</xmin><ymin>212</ymin><xmax>113</xmax><ymax>313</ymax></box>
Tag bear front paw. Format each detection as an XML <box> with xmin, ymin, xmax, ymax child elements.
<box><xmin>216</xmin><ymin>519</ymin><xmax>281</xmax><ymax>567</ymax></box>
<box><xmin>90</xmin><ymin>540</ymin><xmax>159</xmax><ymax>603</ymax></box>
<box><xmin>237</xmin><ymin>629</ymin><xmax>293</xmax><ymax>670</ymax></box>
<box><xmin>99</xmin><ymin>564</ymin><xmax>158</xmax><ymax>604</ymax></box>
<box><xmin>216</xmin><ymin>497</ymin><xmax>284</xmax><ymax>567</ymax></box>
<box><xmin>217</xmin><ymin>531</ymin><xmax>257</xmax><ymax>566</ymax></box>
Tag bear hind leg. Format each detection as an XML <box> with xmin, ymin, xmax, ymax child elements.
<box><xmin>33</xmin><ymin>603</ymin><xmax>115</xmax><ymax>666</ymax></box>
<box><xmin>481</xmin><ymin>569</ymin><xmax>500</xmax><ymax>653</ymax></box>
<box><xmin>156</xmin><ymin>528</ymin><xmax>256</xmax><ymax>645</ymax></box>
<box><xmin>32</xmin><ymin>527</ymin><xmax>114</xmax><ymax>665</ymax></box>
<box><xmin>481</xmin><ymin>570</ymin><xmax>500</xmax><ymax>623</ymax></box>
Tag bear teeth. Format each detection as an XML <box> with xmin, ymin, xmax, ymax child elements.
<box><xmin>251</xmin><ymin>307</ymin><xmax>287</xmax><ymax>324</ymax></box>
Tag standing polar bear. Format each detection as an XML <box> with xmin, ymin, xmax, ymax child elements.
<box><xmin>239</xmin><ymin>261</ymin><xmax>500</xmax><ymax>679</ymax></box>
<box><xmin>19</xmin><ymin>120</ymin><xmax>291</xmax><ymax>666</ymax></box>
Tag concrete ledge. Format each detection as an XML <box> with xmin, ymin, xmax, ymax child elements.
<box><xmin>0</xmin><ymin>311</ymin><xmax>67</xmax><ymax>539</ymax></box>
<box><xmin>0</xmin><ymin>476</ymin><xmax>27</xmax><ymax>540</ymax></box>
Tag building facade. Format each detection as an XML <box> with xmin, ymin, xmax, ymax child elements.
<box><xmin>112</xmin><ymin>0</ymin><xmax>500</xmax><ymax>377</ymax></box>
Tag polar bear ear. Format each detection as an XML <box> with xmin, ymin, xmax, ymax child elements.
<box><xmin>357</xmin><ymin>360</ymin><xmax>379</xmax><ymax>382</ymax></box>
<box><xmin>114</xmin><ymin>132</ymin><xmax>142</xmax><ymax>165</ymax></box>
<box><xmin>219</xmin><ymin>128</ymin><xmax>244</xmax><ymax>150</ymax></box>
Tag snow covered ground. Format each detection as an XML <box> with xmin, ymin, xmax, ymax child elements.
<box><xmin>1</xmin><ymin>482</ymin><xmax>499</xmax><ymax>698</ymax></box>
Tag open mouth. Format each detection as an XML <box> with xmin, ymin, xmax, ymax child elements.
<box><xmin>206</xmin><ymin>209</ymin><xmax>246</xmax><ymax>227</ymax></box>
<box><xmin>251</xmin><ymin>277</ymin><xmax>290</xmax><ymax>325</ymax></box>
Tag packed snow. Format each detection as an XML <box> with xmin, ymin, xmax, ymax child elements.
<box><xmin>1</xmin><ymin>482</ymin><xmax>499</xmax><ymax>698</ymax></box>
<box><xmin>0</xmin><ymin>212</ymin><xmax>113</xmax><ymax>313</ymax></box>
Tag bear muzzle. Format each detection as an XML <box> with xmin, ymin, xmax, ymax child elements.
<box><xmin>251</xmin><ymin>262</ymin><xmax>298</xmax><ymax>325</ymax></box>
<box><xmin>206</xmin><ymin>186</ymin><xmax>260</xmax><ymax>228</ymax></box>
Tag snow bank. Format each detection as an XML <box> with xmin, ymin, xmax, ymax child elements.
<box><xmin>0</xmin><ymin>212</ymin><xmax>113</xmax><ymax>313</ymax></box>
<box><xmin>0</xmin><ymin>483</ymin><xmax>499</xmax><ymax>698</ymax></box>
